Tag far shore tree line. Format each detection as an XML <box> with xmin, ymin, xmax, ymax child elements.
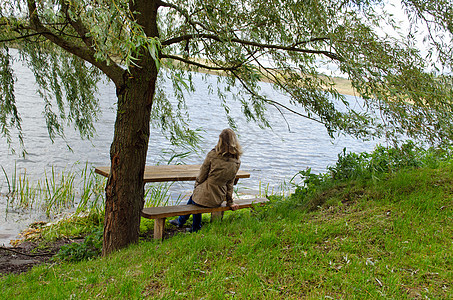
<box><xmin>1</xmin><ymin>0</ymin><xmax>452</xmax><ymax>255</ymax></box>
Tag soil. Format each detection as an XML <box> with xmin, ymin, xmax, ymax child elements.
<box><xmin>0</xmin><ymin>238</ymin><xmax>80</xmax><ymax>276</ymax></box>
<box><xmin>0</xmin><ymin>226</ymin><xmax>188</xmax><ymax>277</ymax></box>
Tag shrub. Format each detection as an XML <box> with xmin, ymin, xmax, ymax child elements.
<box><xmin>327</xmin><ymin>141</ymin><xmax>452</xmax><ymax>181</ymax></box>
<box><xmin>288</xmin><ymin>141</ymin><xmax>453</xmax><ymax>210</ymax></box>
<box><xmin>54</xmin><ymin>229</ymin><xmax>103</xmax><ymax>262</ymax></box>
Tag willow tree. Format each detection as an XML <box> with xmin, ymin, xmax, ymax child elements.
<box><xmin>1</xmin><ymin>0</ymin><xmax>452</xmax><ymax>255</ymax></box>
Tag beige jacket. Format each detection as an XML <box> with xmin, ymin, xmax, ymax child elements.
<box><xmin>192</xmin><ymin>150</ymin><xmax>241</xmax><ymax>208</ymax></box>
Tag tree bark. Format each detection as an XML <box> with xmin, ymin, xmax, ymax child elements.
<box><xmin>102</xmin><ymin>0</ymin><xmax>160</xmax><ymax>256</ymax></box>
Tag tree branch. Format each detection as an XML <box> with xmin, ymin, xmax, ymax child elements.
<box><xmin>60</xmin><ymin>0</ymin><xmax>95</xmax><ymax>50</ymax></box>
<box><xmin>158</xmin><ymin>0</ymin><xmax>209</xmax><ymax>31</ymax></box>
<box><xmin>162</xmin><ymin>33</ymin><xmax>341</xmax><ymax>60</ymax></box>
<box><xmin>161</xmin><ymin>54</ymin><xmax>243</xmax><ymax>71</ymax></box>
<box><xmin>294</xmin><ymin>37</ymin><xmax>331</xmax><ymax>46</ymax></box>
<box><xmin>0</xmin><ymin>246</ymin><xmax>52</xmax><ymax>257</ymax></box>
<box><xmin>0</xmin><ymin>32</ymin><xmax>48</xmax><ymax>43</ymax></box>
<box><xmin>230</xmin><ymin>70</ymin><xmax>327</xmax><ymax>125</ymax></box>
<box><xmin>59</xmin><ymin>0</ymin><xmax>122</xmax><ymax>79</ymax></box>
<box><xmin>26</xmin><ymin>0</ymin><xmax>124</xmax><ymax>85</ymax></box>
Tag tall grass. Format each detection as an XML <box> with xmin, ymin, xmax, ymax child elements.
<box><xmin>144</xmin><ymin>182</ymin><xmax>185</xmax><ymax>207</ymax></box>
<box><xmin>43</xmin><ymin>167</ymin><xmax>76</xmax><ymax>217</ymax></box>
<box><xmin>76</xmin><ymin>164</ymin><xmax>105</xmax><ymax>214</ymax></box>
<box><xmin>1</xmin><ymin>165</ymin><xmax>41</xmax><ymax>210</ymax></box>
<box><xmin>1</xmin><ymin>163</ymin><xmax>103</xmax><ymax>218</ymax></box>
<box><xmin>0</xmin><ymin>162</ymin><xmax>189</xmax><ymax>219</ymax></box>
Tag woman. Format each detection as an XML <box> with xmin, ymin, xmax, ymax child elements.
<box><xmin>170</xmin><ymin>128</ymin><xmax>243</xmax><ymax>232</ymax></box>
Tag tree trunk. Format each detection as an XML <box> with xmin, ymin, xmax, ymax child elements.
<box><xmin>102</xmin><ymin>0</ymin><xmax>159</xmax><ymax>256</ymax></box>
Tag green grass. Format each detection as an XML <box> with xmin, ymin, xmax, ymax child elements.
<box><xmin>1</xmin><ymin>159</ymin><xmax>452</xmax><ymax>299</ymax></box>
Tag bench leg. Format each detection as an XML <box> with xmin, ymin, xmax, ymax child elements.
<box><xmin>211</xmin><ymin>211</ymin><xmax>224</xmax><ymax>222</ymax></box>
<box><xmin>154</xmin><ymin>217</ymin><xmax>166</xmax><ymax>240</ymax></box>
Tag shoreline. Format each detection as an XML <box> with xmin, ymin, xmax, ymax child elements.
<box><xmin>166</xmin><ymin>57</ymin><xmax>357</xmax><ymax>97</ymax></box>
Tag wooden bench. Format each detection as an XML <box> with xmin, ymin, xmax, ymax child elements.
<box><xmin>95</xmin><ymin>164</ymin><xmax>259</xmax><ymax>239</ymax></box>
<box><xmin>141</xmin><ymin>197</ymin><xmax>269</xmax><ymax>239</ymax></box>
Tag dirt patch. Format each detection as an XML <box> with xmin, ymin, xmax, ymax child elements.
<box><xmin>0</xmin><ymin>239</ymin><xmax>79</xmax><ymax>276</ymax></box>
<box><xmin>0</xmin><ymin>225</ymin><xmax>194</xmax><ymax>277</ymax></box>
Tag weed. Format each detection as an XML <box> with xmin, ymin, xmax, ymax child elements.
<box><xmin>53</xmin><ymin>229</ymin><xmax>103</xmax><ymax>262</ymax></box>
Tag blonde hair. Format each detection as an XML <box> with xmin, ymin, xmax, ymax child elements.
<box><xmin>215</xmin><ymin>128</ymin><xmax>243</xmax><ymax>159</ymax></box>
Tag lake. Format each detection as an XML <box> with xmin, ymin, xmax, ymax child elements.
<box><xmin>0</xmin><ymin>50</ymin><xmax>380</xmax><ymax>245</ymax></box>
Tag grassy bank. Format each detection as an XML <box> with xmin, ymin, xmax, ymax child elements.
<box><xmin>1</xmin><ymin>144</ymin><xmax>452</xmax><ymax>299</ymax></box>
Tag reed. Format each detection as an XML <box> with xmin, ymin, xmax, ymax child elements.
<box><xmin>1</xmin><ymin>164</ymin><xmax>17</xmax><ymax>209</ymax></box>
<box><xmin>0</xmin><ymin>164</ymin><xmax>40</xmax><ymax>212</ymax></box>
<box><xmin>144</xmin><ymin>182</ymin><xmax>184</xmax><ymax>207</ymax></box>
<box><xmin>1</xmin><ymin>164</ymin><xmax>16</xmax><ymax>196</ymax></box>
<box><xmin>1</xmin><ymin>162</ymin><xmax>186</xmax><ymax>219</ymax></box>
<box><xmin>76</xmin><ymin>163</ymin><xmax>105</xmax><ymax>214</ymax></box>
<box><xmin>17</xmin><ymin>171</ymin><xmax>39</xmax><ymax>209</ymax></box>
<box><xmin>43</xmin><ymin>166</ymin><xmax>76</xmax><ymax>217</ymax></box>
<box><xmin>258</xmin><ymin>180</ymin><xmax>271</xmax><ymax>198</ymax></box>
<box><xmin>0</xmin><ymin>164</ymin><xmax>102</xmax><ymax>218</ymax></box>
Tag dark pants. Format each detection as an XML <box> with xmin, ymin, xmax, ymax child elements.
<box><xmin>177</xmin><ymin>196</ymin><xmax>202</xmax><ymax>231</ymax></box>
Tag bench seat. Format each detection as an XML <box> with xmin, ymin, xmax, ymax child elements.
<box><xmin>142</xmin><ymin>197</ymin><xmax>269</xmax><ymax>239</ymax></box>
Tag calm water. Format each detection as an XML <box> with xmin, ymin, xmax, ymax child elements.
<box><xmin>0</xmin><ymin>50</ymin><xmax>380</xmax><ymax>245</ymax></box>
